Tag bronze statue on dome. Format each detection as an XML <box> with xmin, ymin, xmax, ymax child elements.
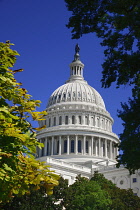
<box><xmin>75</xmin><ymin>44</ymin><xmax>80</xmax><ymax>54</ymax></box>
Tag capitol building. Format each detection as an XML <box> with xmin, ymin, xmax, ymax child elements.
<box><xmin>37</xmin><ymin>45</ymin><xmax>140</xmax><ymax>196</ymax></box>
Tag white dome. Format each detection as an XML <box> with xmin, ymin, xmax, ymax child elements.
<box><xmin>37</xmin><ymin>45</ymin><xmax>119</xmax><ymax>171</ymax></box>
<box><xmin>47</xmin><ymin>49</ymin><xmax>105</xmax><ymax>109</ymax></box>
<box><xmin>47</xmin><ymin>80</ymin><xmax>105</xmax><ymax>109</ymax></box>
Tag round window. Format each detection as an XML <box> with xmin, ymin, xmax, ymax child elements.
<box><xmin>120</xmin><ymin>180</ymin><xmax>124</xmax><ymax>185</ymax></box>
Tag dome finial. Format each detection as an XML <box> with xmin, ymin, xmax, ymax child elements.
<box><xmin>74</xmin><ymin>44</ymin><xmax>80</xmax><ymax>61</ymax></box>
<box><xmin>75</xmin><ymin>43</ymin><xmax>80</xmax><ymax>54</ymax></box>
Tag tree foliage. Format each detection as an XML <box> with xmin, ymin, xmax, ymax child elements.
<box><xmin>65</xmin><ymin>0</ymin><xmax>140</xmax><ymax>172</ymax></box>
<box><xmin>2</xmin><ymin>177</ymin><xmax>68</xmax><ymax>210</ymax></box>
<box><xmin>91</xmin><ymin>172</ymin><xmax>140</xmax><ymax>209</ymax></box>
<box><xmin>3</xmin><ymin>173</ymin><xmax>140</xmax><ymax>210</ymax></box>
<box><xmin>65</xmin><ymin>0</ymin><xmax>140</xmax><ymax>88</ymax></box>
<box><xmin>117</xmin><ymin>97</ymin><xmax>140</xmax><ymax>173</ymax></box>
<box><xmin>0</xmin><ymin>42</ymin><xmax>59</xmax><ymax>204</ymax></box>
<box><xmin>62</xmin><ymin>175</ymin><xmax>112</xmax><ymax>210</ymax></box>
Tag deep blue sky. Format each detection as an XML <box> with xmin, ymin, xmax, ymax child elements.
<box><xmin>1</xmin><ymin>0</ymin><xmax>132</xmax><ymax>136</ymax></box>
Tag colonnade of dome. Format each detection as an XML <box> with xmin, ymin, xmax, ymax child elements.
<box><xmin>37</xmin><ymin>135</ymin><xmax>118</xmax><ymax>161</ymax></box>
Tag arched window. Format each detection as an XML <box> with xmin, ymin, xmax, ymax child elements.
<box><xmin>102</xmin><ymin>119</ymin><xmax>104</xmax><ymax>129</ymax></box>
<box><xmin>59</xmin><ymin>116</ymin><xmax>62</xmax><ymax>125</ymax></box>
<box><xmin>52</xmin><ymin>96</ymin><xmax>55</xmax><ymax>104</ymax></box>
<box><xmin>91</xmin><ymin>116</ymin><xmax>95</xmax><ymax>126</ymax></box>
<box><xmin>78</xmin><ymin>116</ymin><xmax>82</xmax><ymax>124</ymax></box>
<box><xmin>72</xmin><ymin>115</ymin><xmax>75</xmax><ymax>124</ymax></box>
<box><xmin>106</xmin><ymin>120</ymin><xmax>108</xmax><ymax>130</ymax></box>
<box><xmin>64</xmin><ymin>140</ymin><xmax>67</xmax><ymax>153</ymax></box>
<box><xmin>78</xmin><ymin>140</ymin><xmax>81</xmax><ymax>153</ymax></box>
<box><xmin>93</xmin><ymin>139</ymin><xmax>96</xmax><ymax>155</ymax></box>
<box><xmin>77</xmin><ymin>66</ymin><xmax>79</xmax><ymax>75</ymax></box>
<box><xmin>109</xmin><ymin>121</ymin><xmax>111</xmax><ymax>131</ymax></box>
<box><xmin>65</xmin><ymin>116</ymin><xmax>68</xmax><ymax>125</ymax></box>
<box><xmin>71</xmin><ymin>140</ymin><xmax>74</xmax><ymax>153</ymax></box>
<box><xmin>53</xmin><ymin>117</ymin><xmax>56</xmax><ymax>126</ymax></box>
<box><xmin>103</xmin><ymin>140</ymin><xmax>105</xmax><ymax>157</ymax></box>
<box><xmin>49</xmin><ymin>118</ymin><xmax>51</xmax><ymax>127</ymax></box>
<box><xmin>78</xmin><ymin>92</ymin><xmax>81</xmax><ymax>97</ymax></box>
<box><xmin>47</xmin><ymin>141</ymin><xmax>49</xmax><ymax>155</ymax></box>
<box><xmin>85</xmin><ymin>116</ymin><xmax>88</xmax><ymax>125</ymax></box>
<box><xmin>112</xmin><ymin>142</ymin><xmax>114</xmax><ymax>153</ymax></box>
<box><xmin>55</xmin><ymin>95</ymin><xmax>57</xmax><ymax>101</ymax></box>
<box><xmin>68</xmin><ymin>92</ymin><xmax>71</xmax><ymax>98</ymax></box>
<box><xmin>63</xmin><ymin>93</ymin><xmax>66</xmax><ymax>100</ymax></box>
<box><xmin>73</xmin><ymin>92</ymin><xmax>75</xmax><ymax>97</ymax></box>
<box><xmin>86</xmin><ymin>140</ymin><xmax>89</xmax><ymax>153</ymax></box>
<box><xmin>74</xmin><ymin>66</ymin><xmax>76</xmax><ymax>75</ymax></box>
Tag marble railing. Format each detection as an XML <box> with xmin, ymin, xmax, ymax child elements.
<box><xmin>46</xmin><ymin>156</ymin><xmax>91</xmax><ymax>173</ymax></box>
<box><xmin>97</xmin><ymin>164</ymin><xmax>125</xmax><ymax>172</ymax></box>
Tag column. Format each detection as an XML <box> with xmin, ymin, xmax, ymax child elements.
<box><xmin>95</xmin><ymin>138</ymin><xmax>98</xmax><ymax>156</ymax></box>
<box><xmin>83</xmin><ymin>136</ymin><xmax>86</xmax><ymax>155</ymax></box>
<box><xmin>101</xmin><ymin>139</ymin><xmax>103</xmax><ymax>157</ymax></box>
<box><xmin>56</xmin><ymin>116</ymin><xmax>59</xmax><ymax>126</ymax></box>
<box><xmin>116</xmin><ymin>147</ymin><xmax>118</xmax><ymax>158</ymax></box>
<box><xmin>69</xmin><ymin>114</ymin><xmax>72</xmax><ymax>124</ymax></box>
<box><xmin>88</xmin><ymin>114</ymin><xmax>90</xmax><ymax>126</ymax></box>
<box><xmin>110</xmin><ymin>140</ymin><xmax>112</xmax><ymax>159</ymax></box>
<box><xmin>62</xmin><ymin>115</ymin><xmax>65</xmax><ymax>125</ymax></box>
<box><xmin>89</xmin><ymin>138</ymin><xmax>92</xmax><ymax>155</ymax></box>
<box><xmin>48</xmin><ymin>139</ymin><xmax>51</xmax><ymax>155</ymax></box>
<box><xmin>44</xmin><ymin>137</ymin><xmax>47</xmax><ymax>156</ymax></box>
<box><xmin>39</xmin><ymin>139</ymin><xmax>42</xmax><ymax>157</ymax></box>
<box><xmin>105</xmin><ymin>139</ymin><xmax>108</xmax><ymax>158</ymax></box>
<box><xmin>99</xmin><ymin>137</ymin><xmax>101</xmax><ymax>157</ymax></box>
<box><xmin>67</xmin><ymin>136</ymin><xmax>69</xmax><ymax>155</ymax></box>
<box><xmin>75</xmin><ymin>135</ymin><xmax>78</xmax><ymax>155</ymax></box>
<box><xmin>51</xmin><ymin>116</ymin><xmax>53</xmax><ymax>127</ymax></box>
<box><xmin>59</xmin><ymin>136</ymin><xmax>62</xmax><ymax>155</ymax></box>
<box><xmin>82</xmin><ymin>114</ymin><xmax>85</xmax><ymax>125</ymax></box>
<box><xmin>91</xmin><ymin>136</ymin><xmax>93</xmax><ymax>156</ymax></box>
<box><xmin>114</xmin><ymin>144</ymin><xmax>116</xmax><ymax>159</ymax></box>
<box><xmin>75</xmin><ymin>115</ymin><xmax>78</xmax><ymax>125</ymax></box>
<box><xmin>51</xmin><ymin>136</ymin><xmax>54</xmax><ymax>155</ymax></box>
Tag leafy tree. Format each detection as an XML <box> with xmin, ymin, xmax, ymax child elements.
<box><xmin>65</xmin><ymin>0</ymin><xmax>140</xmax><ymax>172</ymax></box>
<box><xmin>117</xmin><ymin>97</ymin><xmax>140</xmax><ymax>173</ymax></box>
<box><xmin>0</xmin><ymin>41</ymin><xmax>59</xmax><ymax>205</ymax></box>
<box><xmin>2</xmin><ymin>177</ymin><xmax>68</xmax><ymax>210</ymax></box>
<box><xmin>3</xmin><ymin>173</ymin><xmax>140</xmax><ymax>210</ymax></box>
<box><xmin>65</xmin><ymin>0</ymin><xmax>140</xmax><ymax>89</ymax></box>
<box><xmin>91</xmin><ymin>172</ymin><xmax>140</xmax><ymax>209</ymax></box>
<box><xmin>2</xmin><ymin>186</ymin><xmax>55</xmax><ymax>210</ymax></box>
<box><xmin>62</xmin><ymin>175</ymin><xmax>112</xmax><ymax>210</ymax></box>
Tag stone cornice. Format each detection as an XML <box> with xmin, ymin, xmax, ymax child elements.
<box><xmin>37</xmin><ymin>126</ymin><xmax>119</xmax><ymax>142</ymax></box>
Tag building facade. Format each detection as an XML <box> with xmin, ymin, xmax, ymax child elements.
<box><xmin>37</xmin><ymin>45</ymin><xmax>140</xmax><ymax>196</ymax></box>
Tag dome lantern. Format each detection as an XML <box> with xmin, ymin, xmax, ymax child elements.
<box><xmin>67</xmin><ymin>44</ymin><xmax>84</xmax><ymax>83</ymax></box>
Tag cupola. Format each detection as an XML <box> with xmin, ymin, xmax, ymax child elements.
<box><xmin>67</xmin><ymin>44</ymin><xmax>85</xmax><ymax>83</ymax></box>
